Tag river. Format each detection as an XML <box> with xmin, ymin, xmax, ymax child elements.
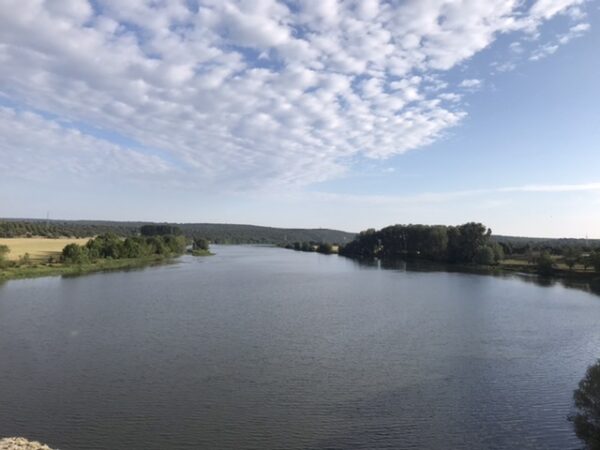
<box><xmin>1</xmin><ymin>245</ymin><xmax>599</xmax><ymax>449</ymax></box>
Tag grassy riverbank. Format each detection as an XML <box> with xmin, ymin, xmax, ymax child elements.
<box><xmin>0</xmin><ymin>233</ymin><xmax>197</xmax><ymax>282</ymax></box>
<box><xmin>0</xmin><ymin>255</ymin><xmax>176</xmax><ymax>282</ymax></box>
<box><xmin>189</xmin><ymin>248</ymin><xmax>214</xmax><ymax>256</ymax></box>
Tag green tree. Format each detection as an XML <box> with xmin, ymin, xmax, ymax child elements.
<box><xmin>301</xmin><ymin>242</ymin><xmax>313</xmax><ymax>252</ymax></box>
<box><xmin>492</xmin><ymin>242</ymin><xmax>504</xmax><ymax>263</ymax></box>
<box><xmin>62</xmin><ymin>243</ymin><xmax>89</xmax><ymax>264</ymax></box>
<box><xmin>193</xmin><ymin>237</ymin><xmax>209</xmax><ymax>251</ymax></box>
<box><xmin>86</xmin><ymin>233</ymin><xmax>123</xmax><ymax>259</ymax></box>
<box><xmin>146</xmin><ymin>236</ymin><xmax>169</xmax><ymax>255</ymax></box>
<box><xmin>563</xmin><ymin>248</ymin><xmax>581</xmax><ymax>271</ymax></box>
<box><xmin>0</xmin><ymin>244</ymin><xmax>10</xmax><ymax>268</ymax></box>
<box><xmin>122</xmin><ymin>237</ymin><xmax>145</xmax><ymax>258</ymax></box>
<box><xmin>18</xmin><ymin>253</ymin><xmax>32</xmax><ymax>266</ymax></box>
<box><xmin>140</xmin><ymin>224</ymin><xmax>182</xmax><ymax>236</ymax></box>
<box><xmin>570</xmin><ymin>359</ymin><xmax>600</xmax><ymax>449</ymax></box>
<box><xmin>592</xmin><ymin>251</ymin><xmax>600</xmax><ymax>274</ymax></box>
<box><xmin>474</xmin><ymin>245</ymin><xmax>495</xmax><ymax>265</ymax></box>
<box><xmin>317</xmin><ymin>243</ymin><xmax>334</xmax><ymax>254</ymax></box>
<box><xmin>163</xmin><ymin>235</ymin><xmax>187</xmax><ymax>254</ymax></box>
<box><xmin>536</xmin><ymin>252</ymin><xmax>554</xmax><ymax>276</ymax></box>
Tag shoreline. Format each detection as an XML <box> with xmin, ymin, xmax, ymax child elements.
<box><xmin>0</xmin><ymin>249</ymin><xmax>216</xmax><ymax>283</ymax></box>
<box><xmin>341</xmin><ymin>254</ymin><xmax>600</xmax><ymax>291</ymax></box>
<box><xmin>0</xmin><ymin>255</ymin><xmax>177</xmax><ymax>283</ymax></box>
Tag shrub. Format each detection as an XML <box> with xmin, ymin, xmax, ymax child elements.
<box><xmin>536</xmin><ymin>252</ymin><xmax>554</xmax><ymax>276</ymax></box>
<box><xmin>317</xmin><ymin>243</ymin><xmax>334</xmax><ymax>254</ymax></box>
<box><xmin>571</xmin><ymin>360</ymin><xmax>600</xmax><ymax>449</ymax></box>
<box><xmin>474</xmin><ymin>245</ymin><xmax>495</xmax><ymax>265</ymax></box>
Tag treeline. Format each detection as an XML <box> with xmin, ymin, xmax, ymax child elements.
<box><xmin>283</xmin><ymin>241</ymin><xmax>336</xmax><ymax>254</ymax></box>
<box><xmin>492</xmin><ymin>235</ymin><xmax>600</xmax><ymax>257</ymax></box>
<box><xmin>339</xmin><ymin>223</ymin><xmax>503</xmax><ymax>265</ymax></box>
<box><xmin>0</xmin><ymin>220</ymin><xmax>138</xmax><ymax>238</ymax></box>
<box><xmin>62</xmin><ymin>233</ymin><xmax>186</xmax><ymax>264</ymax></box>
<box><xmin>177</xmin><ymin>224</ymin><xmax>353</xmax><ymax>244</ymax></box>
<box><xmin>0</xmin><ymin>219</ymin><xmax>354</xmax><ymax>244</ymax></box>
<box><xmin>140</xmin><ymin>224</ymin><xmax>182</xmax><ymax>236</ymax></box>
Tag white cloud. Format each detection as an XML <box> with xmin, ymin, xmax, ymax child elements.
<box><xmin>305</xmin><ymin>182</ymin><xmax>600</xmax><ymax>207</ymax></box>
<box><xmin>0</xmin><ymin>106</ymin><xmax>174</xmax><ymax>181</ymax></box>
<box><xmin>459</xmin><ymin>79</ymin><xmax>483</xmax><ymax>90</ymax></box>
<box><xmin>530</xmin><ymin>21</ymin><xmax>591</xmax><ymax>60</ymax></box>
<box><xmin>0</xmin><ymin>0</ymin><xmax>588</xmax><ymax>190</ymax></box>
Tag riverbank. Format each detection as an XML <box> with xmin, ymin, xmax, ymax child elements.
<box><xmin>498</xmin><ymin>260</ymin><xmax>600</xmax><ymax>281</ymax></box>
<box><xmin>345</xmin><ymin>254</ymin><xmax>600</xmax><ymax>287</ymax></box>
<box><xmin>0</xmin><ymin>438</ymin><xmax>54</xmax><ymax>450</ymax></box>
<box><xmin>0</xmin><ymin>255</ymin><xmax>176</xmax><ymax>282</ymax></box>
<box><xmin>189</xmin><ymin>248</ymin><xmax>214</xmax><ymax>256</ymax></box>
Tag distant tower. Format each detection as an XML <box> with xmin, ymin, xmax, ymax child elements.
<box><xmin>46</xmin><ymin>211</ymin><xmax>50</xmax><ymax>227</ymax></box>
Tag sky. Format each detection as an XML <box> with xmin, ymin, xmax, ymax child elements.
<box><xmin>0</xmin><ymin>0</ymin><xmax>599</xmax><ymax>237</ymax></box>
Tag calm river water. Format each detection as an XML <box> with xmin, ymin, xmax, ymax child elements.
<box><xmin>1</xmin><ymin>245</ymin><xmax>599</xmax><ymax>449</ymax></box>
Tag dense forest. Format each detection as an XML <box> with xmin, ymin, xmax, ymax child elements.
<box><xmin>0</xmin><ymin>219</ymin><xmax>354</xmax><ymax>244</ymax></box>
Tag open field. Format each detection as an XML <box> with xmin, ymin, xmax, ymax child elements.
<box><xmin>500</xmin><ymin>257</ymin><xmax>594</xmax><ymax>273</ymax></box>
<box><xmin>0</xmin><ymin>237</ymin><xmax>91</xmax><ymax>262</ymax></box>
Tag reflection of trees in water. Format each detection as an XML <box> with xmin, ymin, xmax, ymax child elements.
<box><xmin>571</xmin><ymin>360</ymin><xmax>600</xmax><ymax>449</ymax></box>
<box><xmin>348</xmin><ymin>256</ymin><xmax>600</xmax><ymax>297</ymax></box>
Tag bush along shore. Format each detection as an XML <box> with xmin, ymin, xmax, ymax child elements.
<box><xmin>187</xmin><ymin>237</ymin><xmax>214</xmax><ymax>257</ymax></box>
<box><xmin>0</xmin><ymin>228</ymin><xmax>213</xmax><ymax>282</ymax></box>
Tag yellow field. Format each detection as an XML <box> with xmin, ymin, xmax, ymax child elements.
<box><xmin>0</xmin><ymin>237</ymin><xmax>91</xmax><ymax>262</ymax></box>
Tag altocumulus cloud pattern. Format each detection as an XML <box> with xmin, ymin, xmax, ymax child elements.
<box><xmin>0</xmin><ymin>0</ymin><xmax>590</xmax><ymax>189</ymax></box>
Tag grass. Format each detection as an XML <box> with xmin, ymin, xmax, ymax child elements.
<box><xmin>498</xmin><ymin>258</ymin><xmax>598</xmax><ymax>280</ymax></box>
<box><xmin>0</xmin><ymin>255</ymin><xmax>174</xmax><ymax>282</ymax></box>
<box><xmin>189</xmin><ymin>248</ymin><xmax>214</xmax><ymax>256</ymax></box>
<box><xmin>0</xmin><ymin>237</ymin><xmax>91</xmax><ymax>262</ymax></box>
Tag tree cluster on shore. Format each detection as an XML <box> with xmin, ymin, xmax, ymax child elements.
<box><xmin>61</xmin><ymin>233</ymin><xmax>186</xmax><ymax>264</ymax></box>
<box><xmin>283</xmin><ymin>241</ymin><xmax>336</xmax><ymax>254</ymax></box>
<box><xmin>338</xmin><ymin>223</ymin><xmax>503</xmax><ymax>265</ymax></box>
<box><xmin>337</xmin><ymin>222</ymin><xmax>600</xmax><ymax>276</ymax></box>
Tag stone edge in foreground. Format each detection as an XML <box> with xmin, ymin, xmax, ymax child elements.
<box><xmin>0</xmin><ymin>438</ymin><xmax>55</xmax><ymax>450</ymax></box>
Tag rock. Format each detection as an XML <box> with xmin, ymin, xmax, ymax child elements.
<box><xmin>0</xmin><ymin>437</ymin><xmax>55</xmax><ymax>450</ymax></box>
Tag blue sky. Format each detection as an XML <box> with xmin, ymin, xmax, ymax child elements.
<box><xmin>0</xmin><ymin>0</ymin><xmax>599</xmax><ymax>237</ymax></box>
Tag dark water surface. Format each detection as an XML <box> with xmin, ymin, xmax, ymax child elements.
<box><xmin>1</xmin><ymin>245</ymin><xmax>599</xmax><ymax>449</ymax></box>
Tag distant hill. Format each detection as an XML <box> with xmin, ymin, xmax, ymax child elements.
<box><xmin>178</xmin><ymin>223</ymin><xmax>355</xmax><ymax>244</ymax></box>
<box><xmin>0</xmin><ymin>218</ymin><xmax>355</xmax><ymax>245</ymax></box>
